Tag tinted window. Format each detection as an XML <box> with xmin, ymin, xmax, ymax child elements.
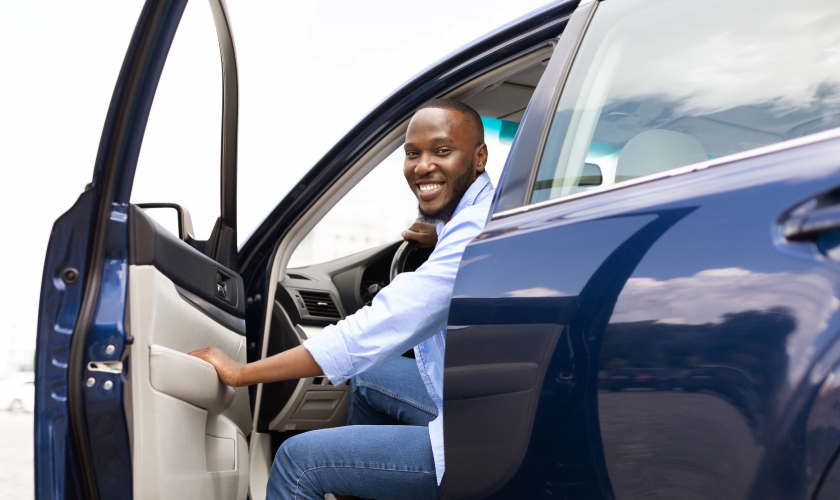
<box><xmin>531</xmin><ymin>0</ymin><xmax>840</xmax><ymax>204</ymax></box>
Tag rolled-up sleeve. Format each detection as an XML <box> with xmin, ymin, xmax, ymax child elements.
<box><xmin>303</xmin><ymin>216</ymin><xmax>485</xmax><ymax>386</ymax></box>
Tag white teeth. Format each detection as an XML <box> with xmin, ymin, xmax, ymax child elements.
<box><xmin>420</xmin><ymin>184</ymin><xmax>442</xmax><ymax>192</ymax></box>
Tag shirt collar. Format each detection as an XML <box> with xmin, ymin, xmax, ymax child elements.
<box><xmin>436</xmin><ymin>172</ymin><xmax>492</xmax><ymax>234</ymax></box>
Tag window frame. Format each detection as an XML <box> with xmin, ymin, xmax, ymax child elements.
<box><xmin>491</xmin><ymin>0</ymin><xmax>598</xmax><ymax>214</ymax></box>
<box><xmin>494</xmin><ymin>0</ymin><xmax>840</xmax><ymax>220</ymax></box>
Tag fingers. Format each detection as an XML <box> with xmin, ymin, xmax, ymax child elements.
<box><xmin>189</xmin><ymin>347</ymin><xmax>227</xmax><ymax>365</ymax></box>
<box><xmin>409</xmin><ymin>221</ymin><xmax>436</xmax><ymax>232</ymax></box>
<box><xmin>402</xmin><ymin>229</ymin><xmax>437</xmax><ymax>248</ymax></box>
<box><xmin>189</xmin><ymin>348</ymin><xmax>242</xmax><ymax>386</ymax></box>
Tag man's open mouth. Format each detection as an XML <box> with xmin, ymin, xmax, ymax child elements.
<box><xmin>419</xmin><ymin>183</ymin><xmax>443</xmax><ymax>192</ymax></box>
<box><xmin>417</xmin><ymin>182</ymin><xmax>445</xmax><ymax>201</ymax></box>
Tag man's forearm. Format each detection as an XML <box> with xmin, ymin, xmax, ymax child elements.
<box><xmin>238</xmin><ymin>345</ymin><xmax>324</xmax><ymax>386</ymax></box>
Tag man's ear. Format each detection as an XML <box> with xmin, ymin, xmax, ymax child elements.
<box><xmin>475</xmin><ymin>143</ymin><xmax>488</xmax><ymax>174</ymax></box>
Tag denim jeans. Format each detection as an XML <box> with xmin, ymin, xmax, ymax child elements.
<box><xmin>266</xmin><ymin>357</ymin><xmax>440</xmax><ymax>500</ymax></box>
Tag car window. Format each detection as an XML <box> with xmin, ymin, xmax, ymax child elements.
<box><xmin>288</xmin><ymin>147</ymin><xmax>417</xmax><ymax>268</ymax></box>
<box><xmin>530</xmin><ymin>0</ymin><xmax>840</xmax><ymax>204</ymax></box>
<box><xmin>130</xmin><ymin>0</ymin><xmax>222</xmax><ymax>239</ymax></box>
<box><xmin>288</xmin><ymin>118</ymin><xmax>515</xmax><ymax>268</ymax></box>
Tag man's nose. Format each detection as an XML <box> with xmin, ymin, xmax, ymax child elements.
<box><xmin>415</xmin><ymin>153</ymin><xmax>436</xmax><ymax>175</ymax></box>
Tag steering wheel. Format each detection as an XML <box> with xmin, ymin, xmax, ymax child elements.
<box><xmin>389</xmin><ymin>239</ymin><xmax>421</xmax><ymax>282</ymax></box>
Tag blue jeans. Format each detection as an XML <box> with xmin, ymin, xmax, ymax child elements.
<box><xmin>266</xmin><ymin>357</ymin><xmax>440</xmax><ymax>500</ymax></box>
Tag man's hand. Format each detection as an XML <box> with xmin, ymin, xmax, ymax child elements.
<box><xmin>189</xmin><ymin>345</ymin><xmax>324</xmax><ymax>388</ymax></box>
<box><xmin>401</xmin><ymin>221</ymin><xmax>438</xmax><ymax>248</ymax></box>
<box><xmin>189</xmin><ymin>347</ymin><xmax>245</xmax><ymax>387</ymax></box>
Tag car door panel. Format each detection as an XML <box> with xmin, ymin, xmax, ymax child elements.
<box><xmin>586</xmin><ymin>144</ymin><xmax>840</xmax><ymax>500</ymax></box>
<box><xmin>127</xmin><ymin>201</ymin><xmax>252</xmax><ymax>500</ymax></box>
<box><xmin>129</xmin><ymin>205</ymin><xmax>245</xmax><ymax>316</ymax></box>
<box><xmin>806</xmin><ymin>361</ymin><xmax>840</xmax><ymax>498</ymax></box>
<box><xmin>444</xmin><ymin>210</ymin><xmax>690</xmax><ymax>500</ymax></box>
<box><xmin>148</xmin><ymin>344</ymin><xmax>235</xmax><ymax>415</ymax></box>
<box><xmin>36</xmin><ymin>188</ymin><xmax>97</xmax><ymax>500</ymax></box>
<box><xmin>36</xmin><ymin>0</ymin><xmax>246</xmax><ymax>497</ymax></box>
<box><xmin>127</xmin><ymin>264</ymin><xmax>250</xmax><ymax>500</ymax></box>
<box><xmin>443</xmin><ymin>323</ymin><xmax>563</xmax><ymax>499</ymax></box>
<box><xmin>444</xmin><ymin>132</ymin><xmax>840</xmax><ymax>499</ymax></box>
<box><xmin>82</xmin><ymin>204</ymin><xmax>134</xmax><ymax>500</ymax></box>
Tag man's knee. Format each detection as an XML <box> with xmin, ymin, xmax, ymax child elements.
<box><xmin>270</xmin><ymin>434</ymin><xmax>308</xmax><ymax>491</ymax></box>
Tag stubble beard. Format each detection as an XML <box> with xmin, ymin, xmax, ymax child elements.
<box><xmin>417</xmin><ymin>162</ymin><xmax>476</xmax><ymax>224</ymax></box>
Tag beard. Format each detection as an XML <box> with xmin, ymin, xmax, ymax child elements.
<box><xmin>417</xmin><ymin>162</ymin><xmax>476</xmax><ymax>224</ymax></box>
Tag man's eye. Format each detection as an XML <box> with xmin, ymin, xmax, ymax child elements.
<box><xmin>437</xmin><ymin>149</ymin><xmax>450</xmax><ymax>154</ymax></box>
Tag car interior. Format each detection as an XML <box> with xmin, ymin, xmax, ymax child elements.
<box><xmin>244</xmin><ymin>44</ymin><xmax>556</xmax><ymax>498</ymax></box>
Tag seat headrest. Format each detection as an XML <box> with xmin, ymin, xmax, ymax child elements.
<box><xmin>615</xmin><ymin>129</ymin><xmax>708</xmax><ymax>181</ymax></box>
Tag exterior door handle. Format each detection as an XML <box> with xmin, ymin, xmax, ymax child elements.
<box><xmin>784</xmin><ymin>204</ymin><xmax>840</xmax><ymax>241</ymax></box>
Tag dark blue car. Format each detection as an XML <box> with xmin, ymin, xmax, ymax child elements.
<box><xmin>36</xmin><ymin>0</ymin><xmax>840</xmax><ymax>499</ymax></box>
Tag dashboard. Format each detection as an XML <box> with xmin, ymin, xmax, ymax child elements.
<box><xmin>255</xmin><ymin>240</ymin><xmax>433</xmax><ymax>432</ymax></box>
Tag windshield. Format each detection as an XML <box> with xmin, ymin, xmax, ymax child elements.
<box><xmin>531</xmin><ymin>0</ymin><xmax>840</xmax><ymax>203</ymax></box>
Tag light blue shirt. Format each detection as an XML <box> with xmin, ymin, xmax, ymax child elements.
<box><xmin>304</xmin><ymin>172</ymin><xmax>494</xmax><ymax>483</ymax></box>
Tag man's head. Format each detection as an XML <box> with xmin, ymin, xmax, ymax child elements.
<box><xmin>404</xmin><ymin>98</ymin><xmax>487</xmax><ymax>224</ymax></box>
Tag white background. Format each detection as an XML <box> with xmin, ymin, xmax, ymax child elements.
<box><xmin>0</xmin><ymin>0</ymin><xmax>551</xmax><ymax>497</ymax></box>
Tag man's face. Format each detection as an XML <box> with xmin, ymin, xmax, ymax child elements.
<box><xmin>404</xmin><ymin>108</ymin><xmax>487</xmax><ymax>223</ymax></box>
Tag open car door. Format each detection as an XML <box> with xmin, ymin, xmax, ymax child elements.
<box><xmin>34</xmin><ymin>1</ymin><xmax>250</xmax><ymax>499</ymax></box>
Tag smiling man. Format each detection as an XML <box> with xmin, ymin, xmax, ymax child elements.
<box><xmin>191</xmin><ymin>98</ymin><xmax>493</xmax><ymax>500</ymax></box>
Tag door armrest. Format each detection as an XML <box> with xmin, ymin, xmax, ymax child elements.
<box><xmin>149</xmin><ymin>344</ymin><xmax>235</xmax><ymax>415</ymax></box>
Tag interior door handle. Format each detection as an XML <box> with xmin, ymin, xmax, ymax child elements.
<box><xmin>784</xmin><ymin>204</ymin><xmax>840</xmax><ymax>241</ymax></box>
<box><xmin>149</xmin><ymin>344</ymin><xmax>234</xmax><ymax>415</ymax></box>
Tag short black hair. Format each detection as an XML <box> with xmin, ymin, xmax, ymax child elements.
<box><xmin>417</xmin><ymin>98</ymin><xmax>484</xmax><ymax>144</ymax></box>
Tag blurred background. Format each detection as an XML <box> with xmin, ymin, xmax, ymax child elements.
<box><xmin>0</xmin><ymin>0</ymin><xmax>551</xmax><ymax>497</ymax></box>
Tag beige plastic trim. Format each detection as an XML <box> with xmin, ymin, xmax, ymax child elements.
<box><xmin>267</xmin><ymin>377</ymin><xmax>349</xmax><ymax>432</ymax></box>
<box><xmin>149</xmin><ymin>344</ymin><xmax>235</xmax><ymax>416</ymax></box>
<box><xmin>247</xmin><ymin>432</ymin><xmax>273</xmax><ymax>500</ymax></box>
<box><xmin>448</xmin><ymin>45</ymin><xmax>554</xmax><ymax>103</ymax></box>
<box><xmin>129</xmin><ymin>265</ymin><xmax>251</xmax><ymax>500</ymax></box>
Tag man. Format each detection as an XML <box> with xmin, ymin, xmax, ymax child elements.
<box><xmin>191</xmin><ymin>98</ymin><xmax>494</xmax><ymax>500</ymax></box>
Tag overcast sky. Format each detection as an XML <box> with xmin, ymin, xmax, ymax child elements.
<box><xmin>0</xmin><ymin>0</ymin><xmax>552</xmax><ymax>359</ymax></box>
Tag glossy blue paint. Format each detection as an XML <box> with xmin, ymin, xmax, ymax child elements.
<box><xmin>809</xmin><ymin>360</ymin><xmax>840</xmax><ymax>498</ymax></box>
<box><xmin>81</xmin><ymin>204</ymin><xmax>132</xmax><ymax>498</ymax></box>
<box><xmin>35</xmin><ymin>189</ymin><xmax>95</xmax><ymax>500</ymax></box>
<box><xmin>446</xmin><ymin>133</ymin><xmax>840</xmax><ymax>498</ymax></box>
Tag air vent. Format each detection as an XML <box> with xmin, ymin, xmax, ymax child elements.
<box><xmin>287</xmin><ymin>273</ymin><xmax>312</xmax><ymax>281</ymax></box>
<box><xmin>298</xmin><ymin>291</ymin><xmax>341</xmax><ymax>319</ymax></box>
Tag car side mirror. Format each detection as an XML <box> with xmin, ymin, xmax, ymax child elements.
<box><xmin>136</xmin><ymin>203</ymin><xmax>196</xmax><ymax>242</ymax></box>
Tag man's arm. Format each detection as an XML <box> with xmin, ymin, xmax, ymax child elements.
<box><xmin>192</xmin><ymin>221</ymin><xmax>433</xmax><ymax>386</ymax></box>
<box><xmin>189</xmin><ymin>345</ymin><xmax>322</xmax><ymax>387</ymax></box>
<box><xmin>193</xmin><ymin>219</ymin><xmax>474</xmax><ymax>387</ymax></box>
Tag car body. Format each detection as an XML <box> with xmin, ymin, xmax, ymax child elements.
<box><xmin>602</xmin><ymin>367</ymin><xmax>687</xmax><ymax>392</ymax></box>
<box><xmin>35</xmin><ymin>0</ymin><xmax>840</xmax><ymax>499</ymax></box>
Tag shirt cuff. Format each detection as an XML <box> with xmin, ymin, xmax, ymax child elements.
<box><xmin>302</xmin><ymin>328</ymin><xmax>356</xmax><ymax>386</ymax></box>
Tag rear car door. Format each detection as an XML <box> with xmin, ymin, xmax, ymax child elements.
<box><xmin>441</xmin><ymin>0</ymin><xmax>840</xmax><ymax>498</ymax></box>
<box><xmin>35</xmin><ymin>1</ymin><xmax>250</xmax><ymax>499</ymax></box>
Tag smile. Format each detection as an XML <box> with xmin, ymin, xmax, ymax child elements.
<box><xmin>419</xmin><ymin>183</ymin><xmax>444</xmax><ymax>192</ymax></box>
